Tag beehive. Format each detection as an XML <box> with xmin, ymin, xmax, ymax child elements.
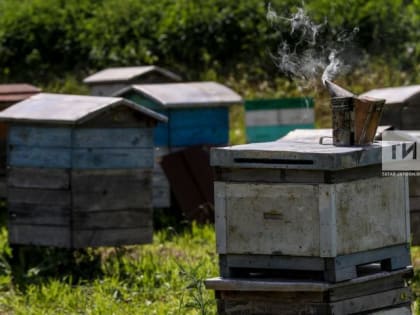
<box><xmin>211</xmin><ymin>140</ymin><xmax>411</xmax><ymax>282</ymax></box>
<box><xmin>115</xmin><ymin>81</ymin><xmax>243</xmax><ymax>208</ymax></box>
<box><xmin>361</xmin><ymin>85</ymin><xmax>420</xmax><ymax>130</ymax></box>
<box><xmin>206</xmin><ymin>267</ymin><xmax>413</xmax><ymax>315</ymax></box>
<box><xmin>0</xmin><ymin>84</ymin><xmax>41</xmax><ymax>198</ymax></box>
<box><xmin>0</xmin><ymin>93</ymin><xmax>167</xmax><ymax>248</ymax></box>
<box><xmin>245</xmin><ymin>97</ymin><xmax>314</xmax><ymax>143</ymax></box>
<box><xmin>83</xmin><ymin>66</ymin><xmax>182</xmax><ymax>96</ymax></box>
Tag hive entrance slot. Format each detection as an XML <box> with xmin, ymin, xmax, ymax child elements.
<box><xmin>233</xmin><ymin>158</ymin><xmax>314</xmax><ymax>165</ymax></box>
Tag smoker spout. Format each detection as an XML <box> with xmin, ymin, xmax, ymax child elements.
<box><xmin>324</xmin><ymin>80</ymin><xmax>355</xmax><ymax>98</ymax></box>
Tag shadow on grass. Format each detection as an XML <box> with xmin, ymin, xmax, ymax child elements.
<box><xmin>8</xmin><ymin>246</ymin><xmax>104</xmax><ymax>291</ymax></box>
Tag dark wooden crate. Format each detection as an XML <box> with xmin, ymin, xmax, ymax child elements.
<box><xmin>206</xmin><ymin>266</ymin><xmax>413</xmax><ymax>315</ymax></box>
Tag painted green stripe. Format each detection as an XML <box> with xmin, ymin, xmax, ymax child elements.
<box><xmin>246</xmin><ymin>124</ymin><xmax>314</xmax><ymax>143</ymax></box>
<box><xmin>245</xmin><ymin>98</ymin><xmax>314</xmax><ymax>111</ymax></box>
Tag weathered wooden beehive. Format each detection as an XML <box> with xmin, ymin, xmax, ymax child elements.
<box><xmin>114</xmin><ymin>81</ymin><xmax>243</xmax><ymax>208</ymax></box>
<box><xmin>83</xmin><ymin>66</ymin><xmax>182</xmax><ymax>96</ymax></box>
<box><xmin>0</xmin><ymin>93</ymin><xmax>167</xmax><ymax>248</ymax></box>
<box><xmin>206</xmin><ymin>266</ymin><xmax>413</xmax><ymax>315</ymax></box>
<box><xmin>245</xmin><ymin>97</ymin><xmax>314</xmax><ymax>143</ymax></box>
<box><xmin>0</xmin><ymin>84</ymin><xmax>41</xmax><ymax>197</ymax></box>
<box><xmin>211</xmin><ymin>140</ymin><xmax>411</xmax><ymax>282</ymax></box>
<box><xmin>361</xmin><ymin>85</ymin><xmax>420</xmax><ymax>130</ymax></box>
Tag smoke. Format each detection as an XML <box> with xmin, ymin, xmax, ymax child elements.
<box><xmin>268</xmin><ymin>4</ymin><xmax>359</xmax><ymax>85</ymax></box>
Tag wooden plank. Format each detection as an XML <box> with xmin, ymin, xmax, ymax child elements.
<box><xmin>73</xmin><ymin>128</ymin><xmax>153</xmax><ymax>148</ymax></box>
<box><xmin>152</xmin><ymin>171</ymin><xmax>170</xmax><ymax>208</ymax></box>
<box><xmin>72</xmin><ymin>148</ymin><xmax>154</xmax><ymax>169</ymax></box>
<box><xmin>8</xmin><ymin>126</ymin><xmax>71</xmax><ymax>147</ymax></box>
<box><xmin>206</xmin><ymin>267</ymin><xmax>412</xmax><ymax>293</ymax></box>
<box><xmin>319</xmin><ymin>184</ymin><xmax>337</xmax><ymax>257</ymax></box>
<box><xmin>331</xmin><ymin>287</ymin><xmax>411</xmax><ymax>314</ymax></box>
<box><xmin>9</xmin><ymin>146</ymin><xmax>71</xmax><ymax>168</ymax></box>
<box><xmin>72</xmin><ymin>209</ymin><xmax>152</xmax><ymax>229</ymax></box>
<box><xmin>210</xmin><ymin>140</ymin><xmax>388</xmax><ymax>170</ymax></box>
<box><xmin>246</xmin><ymin>124</ymin><xmax>314</xmax><ymax>143</ymax></box>
<box><xmin>220</xmin><ymin>182</ymin><xmax>320</xmax><ymax>256</ymax></box>
<box><xmin>182</xmin><ymin>147</ymin><xmax>214</xmax><ymax>204</ymax></box>
<box><xmin>367</xmin><ymin>305</ymin><xmax>412</xmax><ymax>315</ymax></box>
<box><xmin>410</xmin><ymin>210</ymin><xmax>420</xmax><ymax>245</ymax></box>
<box><xmin>215</xmin><ymin>182</ymin><xmax>227</xmax><ymax>254</ymax></box>
<box><xmin>154</xmin><ymin>123</ymin><xmax>169</xmax><ymax>146</ymax></box>
<box><xmin>169</xmin><ymin>126</ymin><xmax>229</xmax><ymax>147</ymax></box>
<box><xmin>7</xmin><ymin>167</ymin><xmax>69</xmax><ymax>189</ymax></box>
<box><xmin>169</xmin><ymin>107</ymin><xmax>228</xmax><ymax>128</ymax></box>
<box><xmin>161</xmin><ymin>150</ymin><xmax>212</xmax><ymax>223</ymax></box>
<box><xmin>72</xmin><ymin>227</ymin><xmax>153</xmax><ymax>248</ymax></box>
<box><xmin>8</xmin><ymin>188</ymin><xmax>71</xmax><ymax>207</ymax></box>
<box><xmin>9</xmin><ymin>204</ymin><xmax>70</xmax><ymax>226</ymax></box>
<box><xmin>8</xmin><ymin>224</ymin><xmax>70</xmax><ymax>247</ymax></box>
<box><xmin>72</xmin><ymin>171</ymin><xmax>152</xmax><ymax>211</ymax></box>
<box><xmin>82</xmin><ymin>106</ymin><xmax>155</xmax><ymax>128</ymax></box>
<box><xmin>245</xmin><ymin>108</ymin><xmax>314</xmax><ymax>126</ymax></box>
<box><xmin>215</xmin><ymin>165</ymin><xmax>381</xmax><ymax>184</ymax></box>
<box><xmin>71</xmin><ymin>169</ymin><xmax>151</xmax><ymax>191</ymax></box>
<box><xmin>335</xmin><ymin>176</ymin><xmax>408</xmax><ymax>255</ymax></box>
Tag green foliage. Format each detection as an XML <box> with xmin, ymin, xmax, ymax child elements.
<box><xmin>0</xmin><ymin>223</ymin><xmax>218</xmax><ymax>314</ymax></box>
<box><xmin>1</xmin><ymin>0</ymin><xmax>417</xmax><ymax>89</ymax></box>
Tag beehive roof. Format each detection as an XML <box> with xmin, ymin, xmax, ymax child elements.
<box><xmin>361</xmin><ymin>85</ymin><xmax>420</xmax><ymax>104</ymax></box>
<box><xmin>115</xmin><ymin>81</ymin><xmax>243</xmax><ymax>108</ymax></box>
<box><xmin>83</xmin><ymin>66</ymin><xmax>182</xmax><ymax>84</ymax></box>
<box><xmin>0</xmin><ymin>84</ymin><xmax>41</xmax><ymax>103</ymax></box>
<box><xmin>0</xmin><ymin>93</ymin><xmax>167</xmax><ymax>124</ymax></box>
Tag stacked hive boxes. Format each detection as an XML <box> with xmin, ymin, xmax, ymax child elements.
<box><xmin>206</xmin><ymin>140</ymin><xmax>413</xmax><ymax>314</ymax></box>
<box><xmin>0</xmin><ymin>93</ymin><xmax>166</xmax><ymax>248</ymax></box>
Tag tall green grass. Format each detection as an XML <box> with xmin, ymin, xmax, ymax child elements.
<box><xmin>0</xmin><ymin>223</ymin><xmax>218</xmax><ymax>315</ymax></box>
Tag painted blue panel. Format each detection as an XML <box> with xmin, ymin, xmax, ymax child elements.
<box><xmin>169</xmin><ymin>107</ymin><xmax>228</xmax><ymax>128</ymax></box>
<box><xmin>154</xmin><ymin>122</ymin><xmax>169</xmax><ymax>147</ymax></box>
<box><xmin>9</xmin><ymin>146</ymin><xmax>71</xmax><ymax>168</ymax></box>
<box><xmin>247</xmin><ymin>124</ymin><xmax>314</xmax><ymax>143</ymax></box>
<box><xmin>72</xmin><ymin>148</ymin><xmax>154</xmax><ymax>169</ymax></box>
<box><xmin>74</xmin><ymin>128</ymin><xmax>153</xmax><ymax>148</ymax></box>
<box><xmin>170</xmin><ymin>126</ymin><xmax>229</xmax><ymax>147</ymax></box>
<box><xmin>9</xmin><ymin>126</ymin><xmax>72</xmax><ymax>147</ymax></box>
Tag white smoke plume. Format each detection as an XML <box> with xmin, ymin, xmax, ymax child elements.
<box><xmin>268</xmin><ymin>4</ymin><xmax>359</xmax><ymax>85</ymax></box>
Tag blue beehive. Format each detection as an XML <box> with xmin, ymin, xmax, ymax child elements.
<box><xmin>0</xmin><ymin>93</ymin><xmax>167</xmax><ymax>248</ymax></box>
<box><xmin>114</xmin><ymin>82</ymin><xmax>243</xmax><ymax>208</ymax></box>
<box><xmin>115</xmin><ymin>81</ymin><xmax>243</xmax><ymax>147</ymax></box>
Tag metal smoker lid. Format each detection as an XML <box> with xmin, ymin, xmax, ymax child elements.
<box><xmin>210</xmin><ymin>140</ymin><xmax>400</xmax><ymax>171</ymax></box>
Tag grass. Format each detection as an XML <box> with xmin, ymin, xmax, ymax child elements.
<box><xmin>0</xmin><ymin>222</ymin><xmax>218</xmax><ymax>315</ymax></box>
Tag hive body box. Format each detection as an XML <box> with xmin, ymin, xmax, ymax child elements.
<box><xmin>83</xmin><ymin>66</ymin><xmax>182</xmax><ymax>96</ymax></box>
<box><xmin>211</xmin><ymin>141</ymin><xmax>411</xmax><ymax>282</ymax></box>
<box><xmin>115</xmin><ymin>82</ymin><xmax>243</xmax><ymax>208</ymax></box>
<box><xmin>245</xmin><ymin>98</ymin><xmax>314</xmax><ymax>143</ymax></box>
<box><xmin>0</xmin><ymin>93</ymin><xmax>167</xmax><ymax>248</ymax></box>
<box><xmin>205</xmin><ymin>267</ymin><xmax>413</xmax><ymax>315</ymax></box>
<box><xmin>0</xmin><ymin>84</ymin><xmax>41</xmax><ymax>198</ymax></box>
<box><xmin>361</xmin><ymin>85</ymin><xmax>420</xmax><ymax>130</ymax></box>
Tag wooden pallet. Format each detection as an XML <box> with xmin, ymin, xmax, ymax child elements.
<box><xmin>219</xmin><ymin>244</ymin><xmax>411</xmax><ymax>282</ymax></box>
<box><xmin>206</xmin><ymin>266</ymin><xmax>413</xmax><ymax>315</ymax></box>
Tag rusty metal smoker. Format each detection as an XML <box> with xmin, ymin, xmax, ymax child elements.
<box><xmin>324</xmin><ymin>80</ymin><xmax>385</xmax><ymax>146</ymax></box>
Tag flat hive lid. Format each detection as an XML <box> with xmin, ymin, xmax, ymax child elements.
<box><xmin>83</xmin><ymin>66</ymin><xmax>182</xmax><ymax>84</ymax></box>
<box><xmin>361</xmin><ymin>85</ymin><xmax>420</xmax><ymax>105</ymax></box>
<box><xmin>0</xmin><ymin>84</ymin><xmax>41</xmax><ymax>103</ymax></box>
<box><xmin>114</xmin><ymin>81</ymin><xmax>243</xmax><ymax>108</ymax></box>
<box><xmin>0</xmin><ymin>93</ymin><xmax>167</xmax><ymax>124</ymax></box>
<box><xmin>211</xmin><ymin>140</ymin><xmax>399</xmax><ymax>170</ymax></box>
